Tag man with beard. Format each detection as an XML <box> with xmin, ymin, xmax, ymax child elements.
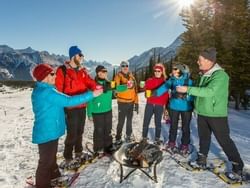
<box><xmin>114</xmin><ymin>61</ymin><xmax>139</xmax><ymax>144</ymax></box>
<box><xmin>55</xmin><ymin>46</ymin><xmax>97</xmax><ymax>168</ymax></box>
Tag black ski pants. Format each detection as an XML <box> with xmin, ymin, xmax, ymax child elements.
<box><xmin>142</xmin><ymin>103</ymin><xmax>164</xmax><ymax>140</ymax></box>
<box><xmin>169</xmin><ymin>109</ymin><xmax>192</xmax><ymax>145</ymax></box>
<box><xmin>36</xmin><ymin>139</ymin><xmax>61</xmax><ymax>188</ymax></box>
<box><xmin>198</xmin><ymin>115</ymin><xmax>244</xmax><ymax>168</ymax></box>
<box><xmin>64</xmin><ymin>108</ymin><xmax>86</xmax><ymax>160</ymax></box>
<box><xmin>93</xmin><ymin>110</ymin><xmax>113</xmax><ymax>152</ymax></box>
<box><xmin>116</xmin><ymin>102</ymin><xmax>134</xmax><ymax>141</ymax></box>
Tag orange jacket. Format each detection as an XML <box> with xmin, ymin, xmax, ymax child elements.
<box><xmin>114</xmin><ymin>72</ymin><xmax>138</xmax><ymax>104</ymax></box>
<box><xmin>55</xmin><ymin>62</ymin><xmax>96</xmax><ymax>108</ymax></box>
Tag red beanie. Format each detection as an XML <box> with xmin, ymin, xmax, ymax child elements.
<box><xmin>32</xmin><ymin>64</ymin><xmax>53</xmax><ymax>81</ymax></box>
<box><xmin>153</xmin><ymin>65</ymin><xmax>163</xmax><ymax>72</ymax></box>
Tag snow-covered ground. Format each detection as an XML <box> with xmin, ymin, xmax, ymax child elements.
<box><xmin>0</xmin><ymin>86</ymin><xmax>250</xmax><ymax>188</ymax></box>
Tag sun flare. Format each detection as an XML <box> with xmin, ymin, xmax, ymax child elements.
<box><xmin>178</xmin><ymin>0</ymin><xmax>194</xmax><ymax>8</ymax></box>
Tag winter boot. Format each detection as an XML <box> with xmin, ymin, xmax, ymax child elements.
<box><xmin>195</xmin><ymin>153</ymin><xmax>207</xmax><ymax>169</ymax></box>
<box><xmin>115</xmin><ymin>139</ymin><xmax>123</xmax><ymax>146</ymax></box>
<box><xmin>179</xmin><ymin>144</ymin><xmax>189</xmax><ymax>157</ymax></box>
<box><xmin>232</xmin><ymin>161</ymin><xmax>244</xmax><ymax>175</ymax></box>
<box><xmin>226</xmin><ymin>161</ymin><xmax>244</xmax><ymax>182</ymax></box>
<box><xmin>125</xmin><ymin>136</ymin><xmax>132</xmax><ymax>143</ymax></box>
<box><xmin>225</xmin><ymin>172</ymin><xmax>242</xmax><ymax>182</ymax></box>
<box><xmin>141</xmin><ymin>137</ymin><xmax>148</xmax><ymax>143</ymax></box>
<box><xmin>165</xmin><ymin>141</ymin><xmax>178</xmax><ymax>154</ymax></box>
<box><xmin>75</xmin><ymin>152</ymin><xmax>92</xmax><ymax>164</ymax></box>
<box><xmin>154</xmin><ymin>138</ymin><xmax>163</xmax><ymax>146</ymax></box>
<box><xmin>104</xmin><ymin>144</ymin><xmax>117</xmax><ymax>154</ymax></box>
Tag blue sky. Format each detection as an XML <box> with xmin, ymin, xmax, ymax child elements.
<box><xmin>0</xmin><ymin>0</ymin><xmax>185</xmax><ymax>65</ymax></box>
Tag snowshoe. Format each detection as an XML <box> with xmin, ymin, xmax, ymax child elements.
<box><xmin>224</xmin><ymin>171</ymin><xmax>242</xmax><ymax>183</ymax></box>
<box><xmin>25</xmin><ymin>173</ymin><xmax>80</xmax><ymax>188</ymax></box>
<box><xmin>59</xmin><ymin>159</ymin><xmax>81</xmax><ymax>170</ymax></box>
<box><xmin>153</xmin><ymin>139</ymin><xmax>163</xmax><ymax>147</ymax></box>
<box><xmin>75</xmin><ymin>152</ymin><xmax>94</xmax><ymax>164</ymax></box>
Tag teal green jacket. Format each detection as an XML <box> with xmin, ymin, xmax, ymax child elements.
<box><xmin>187</xmin><ymin>64</ymin><xmax>229</xmax><ymax>117</ymax></box>
<box><xmin>87</xmin><ymin>79</ymin><xmax>127</xmax><ymax>117</ymax></box>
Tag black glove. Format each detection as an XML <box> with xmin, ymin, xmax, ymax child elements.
<box><xmin>134</xmin><ymin>103</ymin><xmax>139</xmax><ymax>114</ymax></box>
<box><xmin>103</xmin><ymin>81</ymin><xmax>111</xmax><ymax>93</ymax></box>
<box><xmin>151</xmin><ymin>89</ymin><xmax>157</xmax><ymax>97</ymax></box>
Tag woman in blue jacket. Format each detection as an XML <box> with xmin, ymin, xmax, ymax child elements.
<box><xmin>156</xmin><ymin>63</ymin><xmax>193</xmax><ymax>155</ymax></box>
<box><xmin>31</xmin><ymin>63</ymin><xmax>102</xmax><ymax>188</ymax></box>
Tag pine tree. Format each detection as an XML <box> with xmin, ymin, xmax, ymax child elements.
<box><xmin>112</xmin><ymin>67</ymin><xmax>116</xmax><ymax>80</ymax></box>
<box><xmin>148</xmin><ymin>56</ymin><xmax>155</xmax><ymax>79</ymax></box>
<box><xmin>178</xmin><ymin>0</ymin><xmax>216</xmax><ymax>78</ymax></box>
<box><xmin>178</xmin><ymin>0</ymin><xmax>250</xmax><ymax>109</ymax></box>
<box><xmin>157</xmin><ymin>54</ymin><xmax>161</xmax><ymax>63</ymax></box>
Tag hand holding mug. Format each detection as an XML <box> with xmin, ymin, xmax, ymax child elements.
<box><xmin>145</xmin><ymin>90</ymin><xmax>151</xmax><ymax>98</ymax></box>
<box><xmin>93</xmin><ymin>85</ymin><xmax>103</xmax><ymax>97</ymax></box>
<box><xmin>127</xmin><ymin>80</ymin><xmax>134</xmax><ymax>88</ymax></box>
<box><xmin>176</xmin><ymin>86</ymin><xmax>188</xmax><ymax>93</ymax></box>
<box><xmin>110</xmin><ymin>81</ymin><xmax>116</xmax><ymax>89</ymax></box>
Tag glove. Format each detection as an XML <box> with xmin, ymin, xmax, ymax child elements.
<box><xmin>134</xmin><ymin>103</ymin><xmax>139</xmax><ymax>114</ymax></box>
<box><xmin>103</xmin><ymin>82</ymin><xmax>108</xmax><ymax>93</ymax></box>
<box><xmin>151</xmin><ymin>89</ymin><xmax>157</xmax><ymax>97</ymax></box>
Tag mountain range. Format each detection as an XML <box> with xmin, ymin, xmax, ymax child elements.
<box><xmin>128</xmin><ymin>35</ymin><xmax>182</xmax><ymax>71</ymax></box>
<box><xmin>0</xmin><ymin>35</ymin><xmax>182</xmax><ymax>80</ymax></box>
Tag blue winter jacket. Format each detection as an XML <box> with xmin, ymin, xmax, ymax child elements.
<box><xmin>31</xmin><ymin>82</ymin><xmax>94</xmax><ymax>144</ymax></box>
<box><xmin>156</xmin><ymin>73</ymin><xmax>194</xmax><ymax>111</ymax></box>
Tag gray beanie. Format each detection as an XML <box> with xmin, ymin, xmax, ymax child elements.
<box><xmin>173</xmin><ymin>64</ymin><xmax>185</xmax><ymax>73</ymax></box>
<box><xmin>200</xmin><ymin>47</ymin><xmax>217</xmax><ymax>62</ymax></box>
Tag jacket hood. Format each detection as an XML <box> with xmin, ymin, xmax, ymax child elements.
<box><xmin>203</xmin><ymin>63</ymin><xmax>223</xmax><ymax>77</ymax></box>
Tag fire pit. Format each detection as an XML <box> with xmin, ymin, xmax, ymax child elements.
<box><xmin>113</xmin><ymin>142</ymin><xmax>163</xmax><ymax>183</ymax></box>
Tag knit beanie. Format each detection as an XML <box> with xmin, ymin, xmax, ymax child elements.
<box><xmin>200</xmin><ymin>47</ymin><xmax>217</xmax><ymax>62</ymax></box>
<box><xmin>69</xmin><ymin>46</ymin><xmax>82</xmax><ymax>59</ymax></box>
<box><xmin>173</xmin><ymin>64</ymin><xmax>185</xmax><ymax>73</ymax></box>
<box><xmin>32</xmin><ymin>63</ymin><xmax>53</xmax><ymax>81</ymax></box>
<box><xmin>95</xmin><ymin>65</ymin><xmax>107</xmax><ymax>73</ymax></box>
<box><xmin>120</xmin><ymin>61</ymin><xmax>129</xmax><ymax>67</ymax></box>
<box><xmin>153</xmin><ymin>65</ymin><xmax>163</xmax><ymax>72</ymax></box>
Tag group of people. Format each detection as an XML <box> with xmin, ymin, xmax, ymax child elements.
<box><xmin>31</xmin><ymin>46</ymin><xmax>244</xmax><ymax>188</ymax></box>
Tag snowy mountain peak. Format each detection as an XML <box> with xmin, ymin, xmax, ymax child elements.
<box><xmin>0</xmin><ymin>45</ymin><xmax>15</xmax><ymax>53</ymax></box>
<box><xmin>0</xmin><ymin>45</ymin><xmax>114</xmax><ymax>80</ymax></box>
<box><xmin>128</xmin><ymin>35</ymin><xmax>183</xmax><ymax>70</ymax></box>
<box><xmin>17</xmin><ymin>47</ymin><xmax>36</xmax><ymax>54</ymax></box>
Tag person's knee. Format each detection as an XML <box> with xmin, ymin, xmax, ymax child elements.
<box><xmin>38</xmin><ymin>158</ymin><xmax>54</xmax><ymax>170</ymax></box>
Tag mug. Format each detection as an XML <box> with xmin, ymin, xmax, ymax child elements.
<box><xmin>96</xmin><ymin>85</ymin><xmax>103</xmax><ymax>90</ymax></box>
<box><xmin>110</xmin><ymin>81</ymin><xmax>116</xmax><ymax>89</ymax></box>
<box><xmin>139</xmin><ymin>81</ymin><xmax>145</xmax><ymax>89</ymax></box>
<box><xmin>127</xmin><ymin>80</ymin><xmax>134</xmax><ymax>88</ymax></box>
<box><xmin>145</xmin><ymin>90</ymin><xmax>151</xmax><ymax>98</ymax></box>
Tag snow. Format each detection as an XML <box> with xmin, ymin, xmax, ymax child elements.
<box><xmin>0</xmin><ymin>86</ymin><xmax>250</xmax><ymax>188</ymax></box>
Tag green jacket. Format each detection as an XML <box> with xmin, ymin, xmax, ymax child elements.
<box><xmin>87</xmin><ymin>79</ymin><xmax>127</xmax><ymax>117</ymax></box>
<box><xmin>187</xmin><ymin>64</ymin><xmax>229</xmax><ymax>117</ymax></box>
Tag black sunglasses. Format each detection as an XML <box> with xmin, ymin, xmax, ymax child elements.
<box><xmin>50</xmin><ymin>72</ymin><xmax>55</xmax><ymax>76</ymax></box>
<box><xmin>101</xmin><ymin>70</ymin><xmax>107</xmax><ymax>73</ymax></box>
<box><xmin>78</xmin><ymin>53</ymin><xmax>84</xmax><ymax>57</ymax></box>
<box><xmin>172</xmin><ymin>68</ymin><xmax>178</xmax><ymax>70</ymax></box>
<box><xmin>121</xmin><ymin>65</ymin><xmax>128</xmax><ymax>68</ymax></box>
